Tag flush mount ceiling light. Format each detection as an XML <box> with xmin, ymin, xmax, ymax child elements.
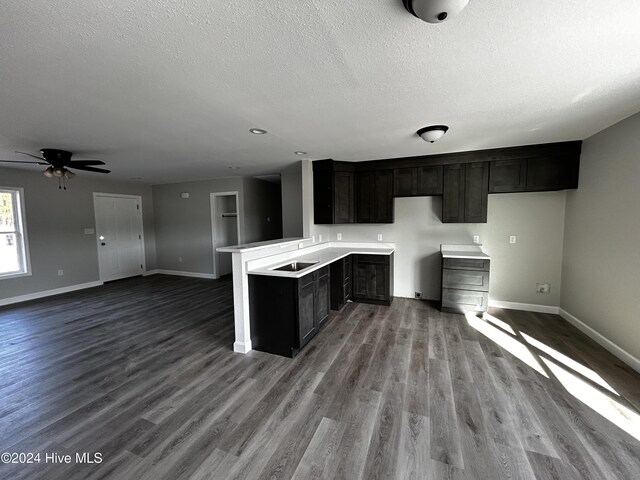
<box><xmin>294</xmin><ymin>151</ymin><xmax>307</xmax><ymax>155</ymax></box>
<box><xmin>249</xmin><ymin>128</ymin><xmax>268</xmax><ymax>135</ymax></box>
<box><xmin>417</xmin><ymin>125</ymin><xmax>449</xmax><ymax>143</ymax></box>
<box><xmin>227</xmin><ymin>166</ymin><xmax>241</xmax><ymax>170</ymax></box>
<box><xmin>402</xmin><ymin>0</ymin><xmax>469</xmax><ymax>23</ymax></box>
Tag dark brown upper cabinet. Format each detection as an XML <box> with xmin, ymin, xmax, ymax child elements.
<box><xmin>394</xmin><ymin>166</ymin><xmax>443</xmax><ymax>197</ymax></box>
<box><xmin>489</xmin><ymin>159</ymin><xmax>527</xmax><ymax>193</ymax></box>
<box><xmin>489</xmin><ymin>155</ymin><xmax>580</xmax><ymax>193</ymax></box>
<box><xmin>313</xmin><ymin>160</ymin><xmax>354</xmax><ymax>224</ymax></box>
<box><xmin>526</xmin><ymin>156</ymin><xmax>579</xmax><ymax>191</ymax></box>
<box><xmin>312</xmin><ymin>141</ymin><xmax>580</xmax><ymax>225</ymax></box>
<box><xmin>443</xmin><ymin>162</ymin><xmax>488</xmax><ymax>223</ymax></box>
<box><xmin>356</xmin><ymin>170</ymin><xmax>394</xmax><ymax>223</ymax></box>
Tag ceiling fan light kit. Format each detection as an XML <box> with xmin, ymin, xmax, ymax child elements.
<box><xmin>0</xmin><ymin>148</ymin><xmax>110</xmax><ymax>189</ymax></box>
<box><xmin>403</xmin><ymin>0</ymin><xmax>470</xmax><ymax>24</ymax></box>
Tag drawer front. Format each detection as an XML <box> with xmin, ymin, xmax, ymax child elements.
<box><xmin>354</xmin><ymin>254</ymin><xmax>388</xmax><ymax>265</ymax></box>
<box><xmin>442</xmin><ymin>257</ymin><xmax>489</xmax><ymax>271</ymax></box>
<box><xmin>442</xmin><ymin>288</ymin><xmax>488</xmax><ymax>310</ymax></box>
<box><xmin>442</xmin><ymin>269</ymin><xmax>489</xmax><ymax>292</ymax></box>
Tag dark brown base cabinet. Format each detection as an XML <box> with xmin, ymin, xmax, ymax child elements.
<box><xmin>353</xmin><ymin>253</ymin><xmax>394</xmax><ymax>306</ymax></box>
<box><xmin>330</xmin><ymin>255</ymin><xmax>352</xmax><ymax>311</ymax></box>
<box><xmin>441</xmin><ymin>257</ymin><xmax>490</xmax><ymax>314</ymax></box>
<box><xmin>249</xmin><ymin>267</ymin><xmax>329</xmax><ymax>358</ymax></box>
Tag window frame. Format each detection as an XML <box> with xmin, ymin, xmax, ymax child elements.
<box><xmin>0</xmin><ymin>187</ymin><xmax>31</xmax><ymax>279</ymax></box>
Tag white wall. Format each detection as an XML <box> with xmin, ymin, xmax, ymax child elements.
<box><xmin>561</xmin><ymin>112</ymin><xmax>640</xmax><ymax>361</ymax></box>
<box><xmin>281</xmin><ymin>162</ymin><xmax>303</xmax><ymax>237</ymax></box>
<box><xmin>0</xmin><ymin>167</ymin><xmax>156</xmax><ymax>301</ymax></box>
<box><xmin>321</xmin><ymin>193</ymin><xmax>566</xmax><ymax>305</ymax></box>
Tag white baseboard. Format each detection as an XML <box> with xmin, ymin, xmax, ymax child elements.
<box><xmin>143</xmin><ymin>269</ymin><xmax>159</xmax><ymax>276</ymax></box>
<box><xmin>151</xmin><ymin>269</ymin><xmax>216</xmax><ymax>280</ymax></box>
<box><xmin>0</xmin><ymin>281</ymin><xmax>104</xmax><ymax>307</ymax></box>
<box><xmin>559</xmin><ymin>308</ymin><xmax>640</xmax><ymax>374</ymax></box>
<box><xmin>489</xmin><ymin>299</ymin><xmax>560</xmax><ymax>314</ymax></box>
<box><xmin>233</xmin><ymin>340</ymin><xmax>252</xmax><ymax>354</ymax></box>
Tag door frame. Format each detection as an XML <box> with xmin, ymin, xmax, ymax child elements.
<box><xmin>210</xmin><ymin>191</ymin><xmax>241</xmax><ymax>279</ymax></box>
<box><xmin>93</xmin><ymin>192</ymin><xmax>146</xmax><ymax>282</ymax></box>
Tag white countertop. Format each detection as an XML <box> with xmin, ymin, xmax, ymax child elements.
<box><xmin>440</xmin><ymin>244</ymin><xmax>490</xmax><ymax>260</ymax></box>
<box><xmin>217</xmin><ymin>237</ymin><xmax>311</xmax><ymax>253</ymax></box>
<box><xmin>248</xmin><ymin>246</ymin><xmax>394</xmax><ymax>278</ymax></box>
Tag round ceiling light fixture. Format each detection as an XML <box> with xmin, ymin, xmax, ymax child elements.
<box><xmin>417</xmin><ymin>125</ymin><xmax>449</xmax><ymax>143</ymax></box>
<box><xmin>294</xmin><ymin>151</ymin><xmax>307</xmax><ymax>155</ymax></box>
<box><xmin>249</xmin><ymin>128</ymin><xmax>268</xmax><ymax>135</ymax></box>
<box><xmin>402</xmin><ymin>0</ymin><xmax>469</xmax><ymax>24</ymax></box>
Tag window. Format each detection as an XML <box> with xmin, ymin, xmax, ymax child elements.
<box><xmin>0</xmin><ymin>187</ymin><xmax>30</xmax><ymax>278</ymax></box>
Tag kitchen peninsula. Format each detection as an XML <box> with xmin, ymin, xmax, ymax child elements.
<box><xmin>218</xmin><ymin>239</ymin><xmax>394</xmax><ymax>356</ymax></box>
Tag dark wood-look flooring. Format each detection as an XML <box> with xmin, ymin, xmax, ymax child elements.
<box><xmin>1</xmin><ymin>275</ymin><xmax>639</xmax><ymax>479</ymax></box>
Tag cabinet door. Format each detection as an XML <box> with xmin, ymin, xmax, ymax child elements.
<box><xmin>373</xmin><ymin>170</ymin><xmax>394</xmax><ymax>223</ymax></box>
<box><xmin>368</xmin><ymin>263</ymin><xmax>390</xmax><ymax>301</ymax></box>
<box><xmin>298</xmin><ymin>277</ymin><xmax>316</xmax><ymax>348</ymax></box>
<box><xmin>313</xmin><ymin>170</ymin><xmax>333</xmax><ymax>224</ymax></box>
<box><xmin>394</xmin><ymin>168</ymin><xmax>417</xmax><ymax>196</ymax></box>
<box><xmin>315</xmin><ymin>269</ymin><xmax>330</xmax><ymax>327</ymax></box>
<box><xmin>355</xmin><ymin>171</ymin><xmax>373</xmax><ymax>223</ymax></box>
<box><xmin>464</xmin><ymin>162</ymin><xmax>489</xmax><ymax>223</ymax></box>
<box><xmin>489</xmin><ymin>159</ymin><xmax>526</xmax><ymax>193</ymax></box>
<box><xmin>442</xmin><ymin>164</ymin><xmax>466</xmax><ymax>223</ymax></box>
<box><xmin>416</xmin><ymin>165</ymin><xmax>443</xmax><ymax>195</ymax></box>
<box><xmin>353</xmin><ymin>259</ymin><xmax>369</xmax><ymax>298</ymax></box>
<box><xmin>526</xmin><ymin>156</ymin><xmax>579</xmax><ymax>191</ymax></box>
<box><xmin>334</xmin><ymin>171</ymin><xmax>354</xmax><ymax>224</ymax></box>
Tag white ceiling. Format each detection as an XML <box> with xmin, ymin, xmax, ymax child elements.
<box><xmin>1</xmin><ymin>1</ymin><xmax>640</xmax><ymax>184</ymax></box>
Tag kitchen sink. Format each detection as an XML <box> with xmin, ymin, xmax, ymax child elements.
<box><xmin>272</xmin><ymin>261</ymin><xmax>317</xmax><ymax>272</ymax></box>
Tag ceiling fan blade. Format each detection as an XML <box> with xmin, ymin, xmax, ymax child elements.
<box><xmin>68</xmin><ymin>160</ymin><xmax>106</xmax><ymax>166</ymax></box>
<box><xmin>0</xmin><ymin>159</ymin><xmax>48</xmax><ymax>165</ymax></box>
<box><xmin>15</xmin><ymin>151</ymin><xmax>48</xmax><ymax>162</ymax></box>
<box><xmin>68</xmin><ymin>165</ymin><xmax>111</xmax><ymax>174</ymax></box>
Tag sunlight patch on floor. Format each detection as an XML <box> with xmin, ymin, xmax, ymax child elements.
<box><xmin>520</xmin><ymin>331</ymin><xmax>619</xmax><ymax>396</ymax></box>
<box><xmin>541</xmin><ymin>358</ymin><xmax>640</xmax><ymax>441</ymax></box>
<box><xmin>482</xmin><ymin>312</ymin><xmax>516</xmax><ymax>335</ymax></box>
<box><xmin>465</xmin><ymin>312</ymin><xmax>548</xmax><ymax>377</ymax></box>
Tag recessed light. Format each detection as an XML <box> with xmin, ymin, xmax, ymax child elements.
<box><xmin>249</xmin><ymin>128</ymin><xmax>268</xmax><ymax>135</ymax></box>
<box><xmin>294</xmin><ymin>151</ymin><xmax>307</xmax><ymax>155</ymax></box>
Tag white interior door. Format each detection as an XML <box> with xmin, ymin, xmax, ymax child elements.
<box><xmin>94</xmin><ymin>194</ymin><xmax>144</xmax><ymax>282</ymax></box>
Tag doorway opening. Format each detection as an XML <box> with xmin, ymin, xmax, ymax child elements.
<box><xmin>210</xmin><ymin>192</ymin><xmax>241</xmax><ymax>279</ymax></box>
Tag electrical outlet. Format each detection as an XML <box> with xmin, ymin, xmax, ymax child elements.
<box><xmin>377</xmin><ymin>234</ymin><xmax>383</xmax><ymax>242</ymax></box>
<box><xmin>57</xmin><ymin>269</ymin><xmax>64</xmax><ymax>276</ymax></box>
<box><xmin>178</xmin><ymin>256</ymin><xmax>183</xmax><ymax>263</ymax></box>
<box><xmin>473</xmin><ymin>235</ymin><xmax>480</xmax><ymax>244</ymax></box>
<box><xmin>536</xmin><ymin>283</ymin><xmax>550</xmax><ymax>294</ymax></box>
<box><xmin>510</xmin><ymin>235</ymin><xmax>517</xmax><ymax>244</ymax></box>
<box><xmin>298</xmin><ymin>243</ymin><xmax>304</xmax><ymax>249</ymax></box>
<box><xmin>414</xmin><ymin>291</ymin><xmax>422</xmax><ymax>299</ymax></box>
<box><xmin>337</xmin><ymin>233</ymin><xmax>342</xmax><ymax>241</ymax></box>
<box><xmin>319</xmin><ymin>234</ymin><xmax>323</xmax><ymax>242</ymax></box>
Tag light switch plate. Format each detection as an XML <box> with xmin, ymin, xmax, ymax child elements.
<box><xmin>377</xmin><ymin>234</ymin><xmax>383</xmax><ymax>241</ymax></box>
<box><xmin>84</xmin><ymin>228</ymin><xmax>95</xmax><ymax>235</ymax></box>
<box><xmin>510</xmin><ymin>235</ymin><xmax>517</xmax><ymax>244</ymax></box>
<box><xmin>337</xmin><ymin>233</ymin><xmax>342</xmax><ymax>241</ymax></box>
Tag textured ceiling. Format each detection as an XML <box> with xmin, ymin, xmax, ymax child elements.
<box><xmin>1</xmin><ymin>0</ymin><xmax>640</xmax><ymax>183</ymax></box>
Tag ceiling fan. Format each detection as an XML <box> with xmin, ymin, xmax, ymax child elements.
<box><xmin>0</xmin><ymin>148</ymin><xmax>110</xmax><ymax>189</ymax></box>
